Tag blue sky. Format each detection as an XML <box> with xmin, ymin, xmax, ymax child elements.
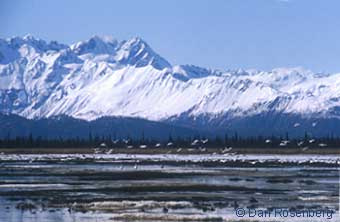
<box><xmin>1</xmin><ymin>0</ymin><xmax>340</xmax><ymax>72</ymax></box>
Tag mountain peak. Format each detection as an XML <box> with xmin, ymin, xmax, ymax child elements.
<box><xmin>8</xmin><ymin>34</ymin><xmax>47</xmax><ymax>49</ymax></box>
<box><xmin>126</xmin><ymin>36</ymin><xmax>145</xmax><ymax>44</ymax></box>
<box><xmin>116</xmin><ymin>36</ymin><xmax>171</xmax><ymax>69</ymax></box>
<box><xmin>119</xmin><ymin>36</ymin><xmax>148</xmax><ymax>52</ymax></box>
<box><xmin>71</xmin><ymin>35</ymin><xmax>118</xmax><ymax>55</ymax></box>
<box><xmin>3</xmin><ymin>35</ymin><xmax>68</xmax><ymax>54</ymax></box>
<box><xmin>22</xmin><ymin>34</ymin><xmax>37</xmax><ymax>41</ymax></box>
<box><xmin>271</xmin><ymin>67</ymin><xmax>313</xmax><ymax>75</ymax></box>
<box><xmin>69</xmin><ymin>35</ymin><xmax>171</xmax><ymax>69</ymax></box>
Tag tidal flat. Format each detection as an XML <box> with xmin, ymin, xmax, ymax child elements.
<box><xmin>0</xmin><ymin>150</ymin><xmax>338</xmax><ymax>222</ymax></box>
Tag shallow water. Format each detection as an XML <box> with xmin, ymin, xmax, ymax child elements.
<box><xmin>0</xmin><ymin>153</ymin><xmax>339</xmax><ymax>222</ymax></box>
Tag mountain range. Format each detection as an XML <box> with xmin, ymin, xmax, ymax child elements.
<box><xmin>1</xmin><ymin>35</ymin><xmax>340</xmax><ymax>138</ymax></box>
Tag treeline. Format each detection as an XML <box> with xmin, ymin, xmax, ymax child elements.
<box><xmin>0</xmin><ymin>132</ymin><xmax>340</xmax><ymax>149</ymax></box>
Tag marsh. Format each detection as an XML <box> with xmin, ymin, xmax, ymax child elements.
<box><xmin>0</xmin><ymin>151</ymin><xmax>338</xmax><ymax>222</ymax></box>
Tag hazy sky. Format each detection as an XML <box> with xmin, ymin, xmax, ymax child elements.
<box><xmin>1</xmin><ymin>0</ymin><xmax>340</xmax><ymax>72</ymax></box>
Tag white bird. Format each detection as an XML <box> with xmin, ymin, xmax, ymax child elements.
<box><xmin>309</xmin><ymin>139</ymin><xmax>315</xmax><ymax>143</ymax></box>
<box><xmin>265</xmin><ymin>139</ymin><xmax>271</xmax><ymax>143</ymax></box>
<box><xmin>112</xmin><ymin>139</ymin><xmax>119</xmax><ymax>144</ymax></box>
<box><xmin>199</xmin><ymin>147</ymin><xmax>207</xmax><ymax>152</ymax></box>
<box><xmin>191</xmin><ymin>139</ymin><xmax>200</xmax><ymax>146</ymax></box>
<box><xmin>301</xmin><ymin>147</ymin><xmax>309</xmax><ymax>151</ymax></box>
<box><xmin>222</xmin><ymin>147</ymin><xmax>232</xmax><ymax>153</ymax></box>
<box><xmin>106</xmin><ymin>149</ymin><xmax>113</xmax><ymax>154</ymax></box>
<box><xmin>297</xmin><ymin>141</ymin><xmax>304</xmax><ymax>146</ymax></box>
<box><xmin>201</xmin><ymin>139</ymin><xmax>209</xmax><ymax>144</ymax></box>
<box><xmin>139</xmin><ymin>145</ymin><xmax>147</xmax><ymax>149</ymax></box>
<box><xmin>293</xmin><ymin>123</ymin><xmax>300</xmax><ymax>128</ymax></box>
<box><xmin>318</xmin><ymin>143</ymin><xmax>327</xmax><ymax>147</ymax></box>
<box><xmin>279</xmin><ymin>140</ymin><xmax>290</xmax><ymax>146</ymax></box>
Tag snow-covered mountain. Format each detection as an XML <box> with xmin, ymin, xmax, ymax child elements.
<box><xmin>1</xmin><ymin>35</ymin><xmax>340</xmax><ymax>126</ymax></box>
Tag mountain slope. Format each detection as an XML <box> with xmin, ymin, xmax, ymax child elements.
<box><xmin>1</xmin><ymin>35</ymin><xmax>340</xmax><ymax>130</ymax></box>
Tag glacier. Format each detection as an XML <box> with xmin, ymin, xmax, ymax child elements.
<box><xmin>1</xmin><ymin>34</ymin><xmax>340</xmax><ymax>124</ymax></box>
